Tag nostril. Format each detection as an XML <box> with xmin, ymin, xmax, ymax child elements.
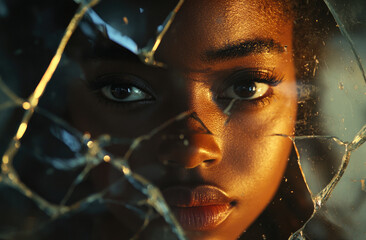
<box><xmin>203</xmin><ymin>159</ymin><xmax>215</xmax><ymax>163</ymax></box>
<box><xmin>230</xmin><ymin>201</ymin><xmax>237</xmax><ymax>207</ymax></box>
<box><xmin>202</xmin><ymin>159</ymin><xmax>217</xmax><ymax>167</ymax></box>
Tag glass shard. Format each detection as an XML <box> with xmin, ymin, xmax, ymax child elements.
<box><xmin>0</xmin><ymin>0</ymin><xmax>365</xmax><ymax>239</ymax></box>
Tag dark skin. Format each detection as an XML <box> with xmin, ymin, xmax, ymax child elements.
<box><xmin>68</xmin><ymin>0</ymin><xmax>297</xmax><ymax>239</ymax></box>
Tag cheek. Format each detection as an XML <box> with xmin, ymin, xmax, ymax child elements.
<box><xmin>218</xmin><ymin>85</ymin><xmax>297</xmax><ymax>229</ymax></box>
<box><xmin>221</xmin><ymin>134</ymin><xmax>293</xmax><ymax>233</ymax></box>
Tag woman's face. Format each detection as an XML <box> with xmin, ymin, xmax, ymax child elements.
<box><xmin>69</xmin><ymin>0</ymin><xmax>297</xmax><ymax>239</ymax></box>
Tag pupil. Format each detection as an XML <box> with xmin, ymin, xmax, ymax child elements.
<box><xmin>110</xmin><ymin>84</ymin><xmax>132</xmax><ymax>99</ymax></box>
<box><xmin>233</xmin><ymin>82</ymin><xmax>256</xmax><ymax>98</ymax></box>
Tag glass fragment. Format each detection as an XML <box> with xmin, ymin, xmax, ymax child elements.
<box><xmin>0</xmin><ymin>0</ymin><xmax>365</xmax><ymax>239</ymax></box>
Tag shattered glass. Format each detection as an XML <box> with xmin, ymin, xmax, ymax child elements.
<box><xmin>0</xmin><ymin>0</ymin><xmax>365</xmax><ymax>239</ymax></box>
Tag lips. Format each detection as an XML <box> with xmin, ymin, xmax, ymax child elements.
<box><xmin>162</xmin><ymin>185</ymin><xmax>234</xmax><ymax>230</ymax></box>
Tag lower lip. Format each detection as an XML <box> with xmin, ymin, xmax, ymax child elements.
<box><xmin>171</xmin><ymin>204</ymin><xmax>232</xmax><ymax>230</ymax></box>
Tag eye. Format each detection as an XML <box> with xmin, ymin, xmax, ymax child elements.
<box><xmin>101</xmin><ymin>84</ymin><xmax>152</xmax><ymax>102</ymax></box>
<box><xmin>221</xmin><ymin>81</ymin><xmax>270</xmax><ymax>100</ymax></box>
<box><xmin>218</xmin><ymin>70</ymin><xmax>282</xmax><ymax>101</ymax></box>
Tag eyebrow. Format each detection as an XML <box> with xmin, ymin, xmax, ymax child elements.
<box><xmin>202</xmin><ymin>38</ymin><xmax>285</xmax><ymax>62</ymax></box>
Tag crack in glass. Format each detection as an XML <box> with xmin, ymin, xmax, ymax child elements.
<box><xmin>0</xmin><ymin>0</ymin><xmax>365</xmax><ymax>239</ymax></box>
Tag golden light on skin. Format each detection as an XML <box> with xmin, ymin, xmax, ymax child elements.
<box><xmin>22</xmin><ymin>102</ymin><xmax>31</xmax><ymax>110</ymax></box>
<box><xmin>103</xmin><ymin>155</ymin><xmax>111</xmax><ymax>162</ymax></box>
<box><xmin>67</xmin><ymin>0</ymin><xmax>298</xmax><ymax>238</ymax></box>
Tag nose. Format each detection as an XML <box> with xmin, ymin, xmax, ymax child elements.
<box><xmin>158</xmin><ymin>113</ymin><xmax>222</xmax><ymax>169</ymax></box>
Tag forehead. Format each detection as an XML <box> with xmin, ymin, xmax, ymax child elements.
<box><xmin>157</xmin><ymin>0</ymin><xmax>293</xmax><ymax>67</ymax></box>
<box><xmin>88</xmin><ymin>0</ymin><xmax>293</xmax><ymax>69</ymax></box>
<box><xmin>92</xmin><ymin>0</ymin><xmax>292</xmax><ymax>46</ymax></box>
<box><xmin>170</xmin><ymin>0</ymin><xmax>290</xmax><ymax>36</ymax></box>
<box><xmin>161</xmin><ymin>0</ymin><xmax>291</xmax><ymax>47</ymax></box>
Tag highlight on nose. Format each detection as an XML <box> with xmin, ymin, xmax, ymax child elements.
<box><xmin>158</xmin><ymin>133</ymin><xmax>222</xmax><ymax>169</ymax></box>
<box><xmin>157</xmin><ymin>112</ymin><xmax>222</xmax><ymax>169</ymax></box>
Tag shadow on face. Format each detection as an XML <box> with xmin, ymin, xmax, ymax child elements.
<box><xmin>67</xmin><ymin>0</ymin><xmax>298</xmax><ymax>239</ymax></box>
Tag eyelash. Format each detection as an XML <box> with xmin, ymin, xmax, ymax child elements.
<box><xmin>216</xmin><ymin>69</ymin><xmax>283</xmax><ymax>108</ymax></box>
<box><xmin>86</xmin><ymin>74</ymin><xmax>154</xmax><ymax>109</ymax></box>
<box><xmin>86</xmin><ymin>69</ymin><xmax>283</xmax><ymax>111</ymax></box>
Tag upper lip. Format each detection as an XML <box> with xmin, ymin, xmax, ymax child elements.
<box><xmin>162</xmin><ymin>185</ymin><xmax>232</xmax><ymax>207</ymax></box>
